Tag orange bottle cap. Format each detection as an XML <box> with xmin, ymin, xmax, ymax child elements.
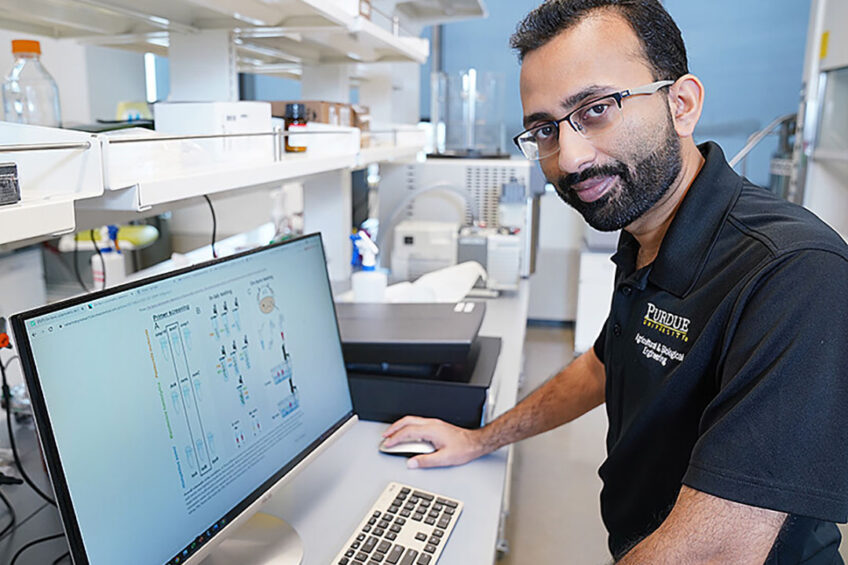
<box><xmin>11</xmin><ymin>39</ymin><xmax>41</xmax><ymax>55</ymax></box>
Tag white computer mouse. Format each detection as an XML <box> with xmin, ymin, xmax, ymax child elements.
<box><xmin>379</xmin><ymin>438</ymin><xmax>436</xmax><ymax>456</ymax></box>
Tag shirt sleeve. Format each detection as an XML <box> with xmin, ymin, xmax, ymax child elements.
<box><xmin>683</xmin><ymin>249</ymin><xmax>848</xmax><ymax>522</ymax></box>
<box><xmin>593</xmin><ymin>319</ymin><xmax>608</xmax><ymax>363</ymax></box>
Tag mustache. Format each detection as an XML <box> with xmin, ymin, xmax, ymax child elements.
<box><xmin>556</xmin><ymin>162</ymin><xmax>631</xmax><ymax>194</ymax></box>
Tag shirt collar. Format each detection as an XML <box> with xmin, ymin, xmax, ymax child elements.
<box><xmin>611</xmin><ymin>142</ymin><xmax>743</xmax><ymax>297</ymax></box>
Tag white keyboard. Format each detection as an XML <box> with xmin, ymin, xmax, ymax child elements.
<box><xmin>332</xmin><ymin>482</ymin><xmax>463</xmax><ymax>565</ymax></box>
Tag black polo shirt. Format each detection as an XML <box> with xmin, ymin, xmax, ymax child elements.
<box><xmin>593</xmin><ymin>142</ymin><xmax>848</xmax><ymax>562</ymax></box>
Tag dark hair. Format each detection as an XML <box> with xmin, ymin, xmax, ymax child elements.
<box><xmin>510</xmin><ymin>0</ymin><xmax>688</xmax><ymax>81</ymax></box>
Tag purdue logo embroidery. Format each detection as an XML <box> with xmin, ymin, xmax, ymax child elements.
<box><xmin>642</xmin><ymin>302</ymin><xmax>690</xmax><ymax>342</ymax></box>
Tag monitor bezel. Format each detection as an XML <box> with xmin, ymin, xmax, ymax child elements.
<box><xmin>11</xmin><ymin>233</ymin><xmax>355</xmax><ymax>565</ymax></box>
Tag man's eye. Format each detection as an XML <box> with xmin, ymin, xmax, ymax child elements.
<box><xmin>581</xmin><ymin>103</ymin><xmax>611</xmax><ymax>120</ymax></box>
<box><xmin>534</xmin><ymin>124</ymin><xmax>557</xmax><ymax>140</ymax></box>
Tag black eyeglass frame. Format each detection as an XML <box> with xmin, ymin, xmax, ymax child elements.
<box><xmin>512</xmin><ymin>79</ymin><xmax>675</xmax><ymax>160</ymax></box>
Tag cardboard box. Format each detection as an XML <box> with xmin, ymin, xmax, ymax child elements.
<box><xmin>269</xmin><ymin>101</ymin><xmax>354</xmax><ymax>127</ymax></box>
<box><xmin>352</xmin><ymin>104</ymin><xmax>371</xmax><ymax>147</ymax></box>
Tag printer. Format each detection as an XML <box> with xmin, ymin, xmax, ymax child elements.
<box><xmin>336</xmin><ymin>302</ymin><xmax>501</xmax><ymax>428</ymax></box>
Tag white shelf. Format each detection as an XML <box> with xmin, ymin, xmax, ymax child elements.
<box><xmin>357</xmin><ymin>143</ymin><xmax>422</xmax><ymax>167</ymax></box>
<box><xmin>82</xmin><ymin>151</ymin><xmax>359</xmax><ymax>212</ymax></box>
<box><xmin>0</xmin><ymin>123</ymin><xmax>104</xmax><ymax>247</ymax></box>
<box><xmin>387</xmin><ymin>0</ymin><xmax>487</xmax><ymax>26</ymax></box>
<box><xmin>0</xmin><ymin>0</ymin><xmax>429</xmax><ymax>67</ymax></box>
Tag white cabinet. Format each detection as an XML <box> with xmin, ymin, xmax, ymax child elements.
<box><xmin>574</xmin><ymin>250</ymin><xmax>616</xmax><ymax>355</ymax></box>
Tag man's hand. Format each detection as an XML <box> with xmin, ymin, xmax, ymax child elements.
<box><xmin>383</xmin><ymin>349</ymin><xmax>606</xmax><ymax>470</ymax></box>
<box><xmin>381</xmin><ymin>416</ymin><xmax>488</xmax><ymax>469</ymax></box>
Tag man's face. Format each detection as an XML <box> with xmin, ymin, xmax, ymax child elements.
<box><xmin>519</xmin><ymin>12</ymin><xmax>683</xmax><ymax>231</ymax></box>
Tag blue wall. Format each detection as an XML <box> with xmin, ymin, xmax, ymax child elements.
<box><xmin>423</xmin><ymin>0</ymin><xmax>811</xmax><ymax>186</ymax></box>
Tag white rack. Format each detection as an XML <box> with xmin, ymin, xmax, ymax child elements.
<box><xmin>0</xmin><ymin>123</ymin><xmax>424</xmax><ymax>245</ymax></box>
<box><xmin>0</xmin><ymin>123</ymin><xmax>103</xmax><ymax>247</ymax></box>
<box><xmin>1</xmin><ymin>0</ymin><xmax>429</xmax><ymax>68</ymax></box>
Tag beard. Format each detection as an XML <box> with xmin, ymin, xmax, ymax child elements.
<box><xmin>553</xmin><ymin>122</ymin><xmax>682</xmax><ymax>232</ymax></box>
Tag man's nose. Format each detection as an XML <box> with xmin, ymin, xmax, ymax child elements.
<box><xmin>556</xmin><ymin>123</ymin><xmax>596</xmax><ymax>175</ymax></box>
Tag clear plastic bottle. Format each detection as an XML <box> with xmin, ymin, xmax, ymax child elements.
<box><xmin>2</xmin><ymin>39</ymin><xmax>62</xmax><ymax>127</ymax></box>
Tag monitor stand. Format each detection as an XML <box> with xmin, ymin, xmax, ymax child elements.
<box><xmin>201</xmin><ymin>512</ymin><xmax>303</xmax><ymax>565</ymax></box>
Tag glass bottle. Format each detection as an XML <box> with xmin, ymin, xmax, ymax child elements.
<box><xmin>284</xmin><ymin>103</ymin><xmax>307</xmax><ymax>153</ymax></box>
<box><xmin>2</xmin><ymin>39</ymin><xmax>62</xmax><ymax>127</ymax></box>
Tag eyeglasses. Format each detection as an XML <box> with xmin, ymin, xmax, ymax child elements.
<box><xmin>513</xmin><ymin>80</ymin><xmax>674</xmax><ymax>160</ymax></box>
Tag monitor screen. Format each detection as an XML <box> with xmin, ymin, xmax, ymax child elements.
<box><xmin>13</xmin><ymin>234</ymin><xmax>354</xmax><ymax>565</ymax></box>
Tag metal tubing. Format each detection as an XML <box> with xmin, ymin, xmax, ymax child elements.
<box><xmin>0</xmin><ymin>141</ymin><xmax>92</xmax><ymax>152</ymax></box>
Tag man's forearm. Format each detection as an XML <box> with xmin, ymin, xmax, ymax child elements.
<box><xmin>475</xmin><ymin>349</ymin><xmax>605</xmax><ymax>454</ymax></box>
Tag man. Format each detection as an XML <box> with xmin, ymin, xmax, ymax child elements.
<box><xmin>382</xmin><ymin>1</ymin><xmax>848</xmax><ymax>562</ymax></box>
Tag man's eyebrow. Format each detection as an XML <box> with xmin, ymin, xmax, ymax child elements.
<box><xmin>560</xmin><ymin>85</ymin><xmax>616</xmax><ymax>111</ymax></box>
<box><xmin>522</xmin><ymin>85</ymin><xmax>618</xmax><ymax>128</ymax></box>
<box><xmin>522</xmin><ymin>111</ymin><xmax>556</xmax><ymax>128</ymax></box>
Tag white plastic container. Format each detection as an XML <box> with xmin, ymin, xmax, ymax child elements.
<box><xmin>90</xmin><ymin>250</ymin><xmax>127</xmax><ymax>290</ymax></box>
<box><xmin>2</xmin><ymin>39</ymin><xmax>61</xmax><ymax>127</ymax></box>
<box><xmin>352</xmin><ymin>269</ymin><xmax>387</xmax><ymax>302</ymax></box>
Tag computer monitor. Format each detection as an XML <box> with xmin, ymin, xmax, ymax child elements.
<box><xmin>11</xmin><ymin>234</ymin><xmax>355</xmax><ymax>565</ymax></box>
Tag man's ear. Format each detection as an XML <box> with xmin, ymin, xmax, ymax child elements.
<box><xmin>667</xmin><ymin>74</ymin><xmax>704</xmax><ymax>138</ymax></box>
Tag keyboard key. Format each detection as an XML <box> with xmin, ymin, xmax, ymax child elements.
<box><xmin>352</xmin><ymin>541</ymin><xmax>360</xmax><ymax>549</ymax></box>
<box><xmin>424</xmin><ymin>544</ymin><xmax>436</xmax><ymax>554</ymax></box>
<box><xmin>424</xmin><ymin>517</ymin><xmax>436</xmax><ymax>526</ymax></box>
<box><xmin>373</xmin><ymin>511</ymin><xmax>382</xmax><ymax>518</ymax></box>
<box><xmin>400</xmin><ymin>509</ymin><xmax>411</xmax><ymax>518</ymax></box>
<box><xmin>444</xmin><ymin>507</ymin><xmax>455</xmax><ymax>515</ymax></box>
<box><xmin>432</xmin><ymin>529</ymin><xmax>444</xmax><ymax>537</ymax></box>
<box><xmin>387</xmin><ymin>506</ymin><xmax>399</xmax><ymax>514</ymax></box>
<box><xmin>404</xmin><ymin>503</ymin><xmax>415</xmax><ymax>511</ymax></box>
<box><xmin>386</xmin><ymin>545</ymin><xmax>405</xmax><ymax>564</ymax></box>
<box><xmin>362</xmin><ymin>525</ymin><xmax>371</xmax><ymax>533</ymax></box>
<box><xmin>415</xmin><ymin>533</ymin><xmax>427</xmax><ymax>542</ymax></box>
<box><xmin>399</xmin><ymin>549</ymin><xmax>419</xmax><ymax>565</ymax></box>
<box><xmin>400</xmin><ymin>487</ymin><xmax>411</xmax><ymax>495</ymax></box>
<box><xmin>433</xmin><ymin>504</ymin><xmax>443</xmax><ymax>512</ymax></box>
<box><xmin>363</xmin><ymin>536</ymin><xmax>379</xmax><ymax>553</ymax></box>
<box><xmin>428</xmin><ymin>510</ymin><xmax>439</xmax><ymax>518</ymax></box>
<box><xmin>377</xmin><ymin>541</ymin><xmax>391</xmax><ymax>554</ymax></box>
<box><xmin>339</xmin><ymin>559</ymin><xmax>350</xmax><ymax>565</ymax></box>
<box><xmin>437</xmin><ymin>519</ymin><xmax>449</xmax><ymax>529</ymax></box>
<box><xmin>357</xmin><ymin>534</ymin><xmax>366</xmax><ymax>541</ymax></box>
<box><xmin>436</xmin><ymin>498</ymin><xmax>457</xmax><ymax>508</ymax></box>
<box><xmin>368</xmin><ymin>517</ymin><xmax>377</xmax><ymax>525</ymax></box>
<box><xmin>420</xmin><ymin>500</ymin><xmax>431</xmax><ymax>508</ymax></box>
<box><xmin>394</xmin><ymin>517</ymin><xmax>406</xmax><ymax>525</ymax></box>
<box><xmin>373</xmin><ymin>553</ymin><xmax>386</xmax><ymax>563</ymax></box>
<box><xmin>385</xmin><ymin>532</ymin><xmax>397</xmax><ymax>541</ymax></box>
<box><xmin>356</xmin><ymin>552</ymin><xmax>369</xmax><ymax>561</ymax></box>
<box><xmin>390</xmin><ymin>524</ymin><xmax>401</xmax><ymax>533</ymax></box>
<box><xmin>409</xmin><ymin>496</ymin><xmax>420</xmax><ymax>504</ymax></box>
<box><xmin>428</xmin><ymin>536</ymin><xmax>440</xmax><ymax>545</ymax></box>
<box><xmin>412</xmin><ymin>491</ymin><xmax>434</xmax><ymax>501</ymax></box>
<box><xmin>416</xmin><ymin>555</ymin><xmax>431</xmax><ymax>565</ymax></box>
<box><xmin>412</xmin><ymin>513</ymin><xmax>423</xmax><ymax>521</ymax></box>
<box><xmin>373</xmin><ymin>528</ymin><xmax>385</xmax><ymax>536</ymax></box>
<box><xmin>346</xmin><ymin>549</ymin><xmax>355</xmax><ymax>557</ymax></box>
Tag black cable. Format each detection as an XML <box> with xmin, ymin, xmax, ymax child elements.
<box><xmin>203</xmin><ymin>195</ymin><xmax>218</xmax><ymax>259</ymax></box>
<box><xmin>0</xmin><ymin>489</ymin><xmax>16</xmax><ymax>538</ymax></box>
<box><xmin>71</xmin><ymin>236</ymin><xmax>90</xmax><ymax>293</ymax></box>
<box><xmin>2</xmin><ymin>356</ymin><xmax>18</xmax><ymax>371</ymax></box>
<box><xmin>0</xmin><ymin>357</ymin><xmax>55</xmax><ymax>506</ymax></box>
<box><xmin>9</xmin><ymin>532</ymin><xmax>65</xmax><ymax>565</ymax></box>
<box><xmin>52</xmin><ymin>550</ymin><xmax>70</xmax><ymax>564</ymax></box>
<box><xmin>90</xmin><ymin>229</ymin><xmax>106</xmax><ymax>290</ymax></box>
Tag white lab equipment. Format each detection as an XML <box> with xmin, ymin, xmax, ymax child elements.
<box><xmin>391</xmin><ymin>220</ymin><xmax>459</xmax><ymax>281</ymax></box>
